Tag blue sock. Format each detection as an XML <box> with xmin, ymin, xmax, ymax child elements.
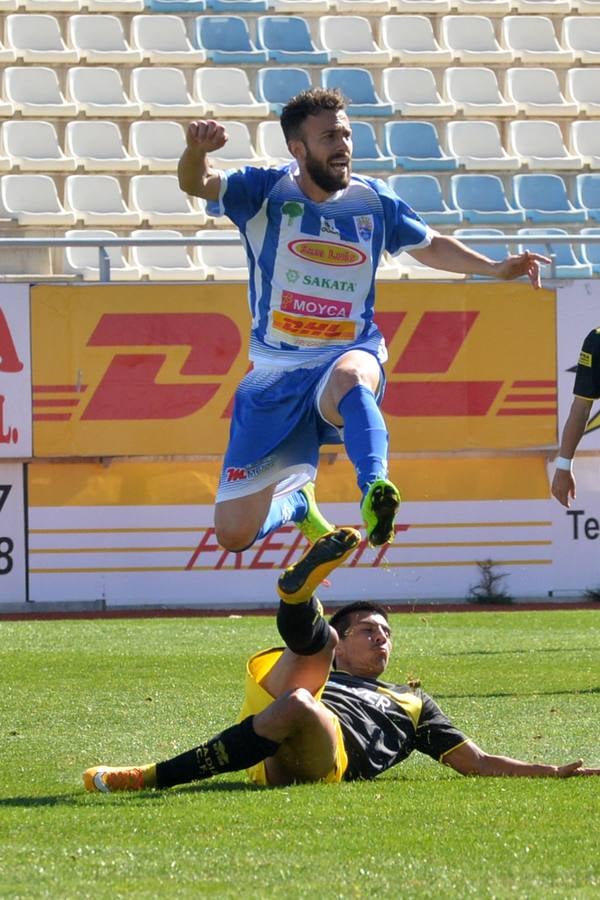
<box><xmin>338</xmin><ymin>384</ymin><xmax>389</xmax><ymax>495</ymax></box>
<box><xmin>255</xmin><ymin>490</ymin><xmax>309</xmax><ymax>542</ymax></box>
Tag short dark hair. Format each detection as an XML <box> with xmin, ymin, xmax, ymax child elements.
<box><xmin>328</xmin><ymin>601</ymin><xmax>389</xmax><ymax>640</ymax></box>
<box><xmin>280</xmin><ymin>88</ymin><xmax>347</xmax><ymax>142</ymax></box>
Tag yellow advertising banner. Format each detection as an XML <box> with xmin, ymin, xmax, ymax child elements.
<box><xmin>31</xmin><ymin>282</ymin><xmax>555</xmax><ymax>458</ymax></box>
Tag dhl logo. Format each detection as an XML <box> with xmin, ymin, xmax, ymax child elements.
<box><xmin>32</xmin><ymin>309</ymin><xmax>558</xmax><ymax>424</ymax></box>
<box><xmin>272</xmin><ymin>310</ymin><xmax>355</xmax><ymax>342</ymax></box>
<box><xmin>288</xmin><ymin>240</ymin><xmax>366</xmax><ymax>267</ymax></box>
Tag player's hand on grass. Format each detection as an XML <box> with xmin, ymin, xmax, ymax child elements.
<box><xmin>554</xmin><ymin>760</ymin><xmax>600</xmax><ymax>777</ymax></box>
<box><xmin>494</xmin><ymin>251</ymin><xmax>551</xmax><ymax>289</ymax></box>
<box><xmin>551</xmin><ymin>469</ymin><xmax>576</xmax><ymax>508</ymax></box>
<box><xmin>186</xmin><ymin>120</ymin><xmax>228</xmax><ymax>155</ymax></box>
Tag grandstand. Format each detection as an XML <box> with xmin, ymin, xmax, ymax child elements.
<box><xmin>1</xmin><ymin>0</ymin><xmax>600</xmax><ymax>279</ymax></box>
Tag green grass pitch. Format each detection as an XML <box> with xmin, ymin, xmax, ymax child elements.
<box><xmin>1</xmin><ymin>609</ymin><xmax>599</xmax><ymax>899</ymax></box>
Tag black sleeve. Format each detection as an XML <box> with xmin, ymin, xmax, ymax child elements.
<box><xmin>573</xmin><ymin>329</ymin><xmax>600</xmax><ymax>401</ymax></box>
<box><xmin>414</xmin><ymin>692</ymin><xmax>469</xmax><ymax>761</ymax></box>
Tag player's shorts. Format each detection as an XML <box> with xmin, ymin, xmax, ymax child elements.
<box><xmin>216</xmin><ymin>349</ymin><xmax>385</xmax><ymax>503</ymax></box>
<box><xmin>238</xmin><ymin>647</ymin><xmax>348</xmax><ymax>786</ymax></box>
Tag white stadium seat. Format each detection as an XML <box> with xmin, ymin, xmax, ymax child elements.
<box><xmin>506</xmin><ymin>67</ymin><xmax>579</xmax><ymax>116</ymax></box>
<box><xmin>64</xmin><ymin>229</ymin><xmax>141</xmax><ymax>280</ymax></box>
<box><xmin>441</xmin><ymin>15</ymin><xmax>514</xmax><ymax>63</ymax></box>
<box><xmin>501</xmin><ymin>16</ymin><xmax>575</xmax><ymax>64</ymax></box>
<box><xmin>0</xmin><ymin>174</ymin><xmax>76</xmax><ymax>225</ymax></box>
<box><xmin>130</xmin><ymin>229</ymin><xmax>206</xmax><ymax>280</ymax></box>
<box><xmin>318</xmin><ymin>16</ymin><xmax>392</xmax><ymax>64</ymax></box>
<box><xmin>130</xmin><ymin>174</ymin><xmax>207</xmax><ymax>225</ymax></box>
<box><xmin>566</xmin><ymin>67</ymin><xmax>600</xmax><ymax>114</ymax></box>
<box><xmin>446</xmin><ymin>121</ymin><xmax>521</xmax><ymax>170</ymax></box>
<box><xmin>508</xmin><ymin>121</ymin><xmax>584</xmax><ymax>169</ymax></box>
<box><xmin>66</xmin><ymin>174</ymin><xmax>142</xmax><ymax>225</ymax></box>
<box><xmin>571</xmin><ymin>121</ymin><xmax>600</xmax><ymax>168</ymax></box>
<box><xmin>195</xmin><ymin>229</ymin><xmax>249</xmax><ymax>279</ymax></box>
<box><xmin>129</xmin><ymin>121</ymin><xmax>186</xmax><ymax>172</ymax></box>
<box><xmin>256</xmin><ymin>121</ymin><xmax>293</xmax><ymax>166</ymax></box>
<box><xmin>67</xmin><ymin>67</ymin><xmax>143</xmax><ymax>117</ymax></box>
<box><xmin>86</xmin><ymin>0</ymin><xmax>144</xmax><ymax>11</ymax></box>
<box><xmin>380</xmin><ymin>15</ymin><xmax>453</xmax><ymax>64</ymax></box>
<box><xmin>199</xmin><ymin>121</ymin><xmax>268</xmax><ymax>168</ymax></box>
<box><xmin>131</xmin><ymin>14</ymin><xmax>207</xmax><ymax>64</ymax></box>
<box><xmin>392</xmin><ymin>0</ymin><xmax>451</xmax><ymax>10</ymax></box>
<box><xmin>454</xmin><ymin>0</ymin><xmax>511</xmax><ymax>11</ymax></box>
<box><xmin>443</xmin><ymin>67</ymin><xmax>517</xmax><ymax>116</ymax></box>
<box><xmin>2</xmin><ymin>120</ymin><xmax>77</xmax><ymax>171</ymax></box>
<box><xmin>66</xmin><ymin>121</ymin><xmax>141</xmax><ymax>171</ymax></box>
<box><xmin>335</xmin><ymin>0</ymin><xmax>391</xmax><ymax>12</ymax></box>
<box><xmin>131</xmin><ymin>67</ymin><xmax>206</xmax><ymax>117</ymax></box>
<box><xmin>24</xmin><ymin>0</ymin><xmax>82</xmax><ymax>10</ymax></box>
<box><xmin>0</xmin><ymin>36</ymin><xmax>17</xmax><ymax>62</ymax></box>
<box><xmin>68</xmin><ymin>14</ymin><xmax>143</xmax><ymax>63</ymax></box>
<box><xmin>195</xmin><ymin>68</ymin><xmax>269</xmax><ymax>118</ymax></box>
<box><xmin>513</xmin><ymin>0</ymin><xmax>571</xmax><ymax>10</ymax></box>
<box><xmin>6</xmin><ymin>13</ymin><xmax>79</xmax><ymax>62</ymax></box>
<box><xmin>382</xmin><ymin>67</ymin><xmax>457</xmax><ymax>116</ymax></box>
<box><xmin>3</xmin><ymin>66</ymin><xmax>77</xmax><ymax>116</ymax></box>
<box><xmin>562</xmin><ymin>15</ymin><xmax>600</xmax><ymax>62</ymax></box>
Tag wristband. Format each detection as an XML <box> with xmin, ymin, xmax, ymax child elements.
<box><xmin>555</xmin><ymin>457</ymin><xmax>573</xmax><ymax>472</ymax></box>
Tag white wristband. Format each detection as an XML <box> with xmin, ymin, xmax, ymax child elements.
<box><xmin>555</xmin><ymin>457</ymin><xmax>573</xmax><ymax>472</ymax></box>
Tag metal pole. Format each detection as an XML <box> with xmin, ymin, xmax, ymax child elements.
<box><xmin>98</xmin><ymin>245</ymin><xmax>111</xmax><ymax>283</ymax></box>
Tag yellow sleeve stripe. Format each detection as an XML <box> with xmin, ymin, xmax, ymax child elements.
<box><xmin>439</xmin><ymin>738</ymin><xmax>470</xmax><ymax>762</ymax></box>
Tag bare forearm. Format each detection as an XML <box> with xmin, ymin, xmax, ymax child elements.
<box><xmin>559</xmin><ymin>398</ymin><xmax>592</xmax><ymax>458</ymax></box>
<box><xmin>411</xmin><ymin>235</ymin><xmax>498</xmax><ymax>276</ymax></box>
<box><xmin>469</xmin><ymin>753</ymin><xmax>559</xmax><ymax>777</ymax></box>
<box><xmin>444</xmin><ymin>741</ymin><xmax>600</xmax><ymax>777</ymax></box>
<box><xmin>177</xmin><ymin>147</ymin><xmax>220</xmax><ymax>200</ymax></box>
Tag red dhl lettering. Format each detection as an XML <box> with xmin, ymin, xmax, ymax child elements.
<box><xmin>0</xmin><ymin>309</ymin><xmax>24</xmax><ymax>373</ymax></box>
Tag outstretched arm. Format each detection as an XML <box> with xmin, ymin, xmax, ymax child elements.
<box><xmin>443</xmin><ymin>739</ymin><xmax>600</xmax><ymax>777</ymax></box>
<box><xmin>551</xmin><ymin>396</ymin><xmax>593</xmax><ymax>508</ymax></box>
<box><xmin>177</xmin><ymin>119</ymin><xmax>228</xmax><ymax>201</ymax></box>
<box><xmin>409</xmin><ymin>234</ymin><xmax>550</xmax><ymax>289</ymax></box>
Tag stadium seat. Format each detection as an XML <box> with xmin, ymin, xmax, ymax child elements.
<box><xmin>195</xmin><ymin>15</ymin><xmax>268</xmax><ymax>63</ymax></box>
<box><xmin>318</xmin><ymin>16</ymin><xmax>391</xmax><ymax>64</ymax></box>
<box><xmin>86</xmin><ymin>0</ymin><xmax>144</xmax><ymax>11</ymax></box>
<box><xmin>387</xmin><ymin>174</ymin><xmax>462</xmax><ymax>224</ymax></box>
<box><xmin>68</xmin><ymin>14</ymin><xmax>142</xmax><ymax>63</ymax></box>
<box><xmin>256</xmin><ymin>67</ymin><xmax>312</xmax><ymax>114</ymax></box>
<box><xmin>130</xmin><ymin>174</ymin><xmax>207</xmax><ymax>225</ymax></box>
<box><xmin>269</xmin><ymin>0</ymin><xmax>329</xmax><ymax>11</ymax></box>
<box><xmin>0</xmin><ymin>36</ymin><xmax>16</xmax><ymax>62</ymax></box>
<box><xmin>256</xmin><ymin>121</ymin><xmax>293</xmax><ymax>165</ymax></box>
<box><xmin>66</xmin><ymin>121</ymin><xmax>141</xmax><ymax>172</ymax></box>
<box><xmin>335</xmin><ymin>0</ymin><xmax>391</xmax><ymax>11</ymax></box>
<box><xmin>129</xmin><ymin>229</ymin><xmax>205</xmax><ymax>280</ymax></box>
<box><xmin>571</xmin><ymin>121</ymin><xmax>600</xmax><ymax>168</ymax></box>
<box><xmin>562</xmin><ymin>16</ymin><xmax>600</xmax><ymax>62</ymax></box>
<box><xmin>129</xmin><ymin>121</ymin><xmax>186</xmax><ymax>171</ymax></box>
<box><xmin>513</xmin><ymin>173</ymin><xmax>586</xmax><ymax>222</ymax></box>
<box><xmin>148</xmin><ymin>0</ymin><xmax>206</xmax><ymax>10</ymax></box>
<box><xmin>6</xmin><ymin>14</ymin><xmax>80</xmax><ymax>63</ymax></box>
<box><xmin>443</xmin><ymin>67</ymin><xmax>517</xmax><ymax>116</ymax></box>
<box><xmin>67</xmin><ymin>67</ymin><xmax>143</xmax><ymax>117</ymax></box>
<box><xmin>66</xmin><ymin>174</ymin><xmax>142</xmax><ymax>225</ymax></box>
<box><xmin>566</xmin><ymin>67</ymin><xmax>600</xmax><ymax>114</ymax></box>
<box><xmin>393</xmin><ymin>0</ymin><xmax>451</xmax><ymax>10</ymax></box>
<box><xmin>195</xmin><ymin>229</ymin><xmax>249</xmax><ymax>279</ymax></box>
<box><xmin>195</xmin><ymin>68</ymin><xmax>269</xmax><ymax>117</ymax></box>
<box><xmin>505</xmin><ymin>68</ymin><xmax>578</xmax><ymax>116</ymax></box>
<box><xmin>24</xmin><ymin>0</ymin><xmax>82</xmax><ymax>7</ymax></box>
<box><xmin>508</xmin><ymin>121</ymin><xmax>583</xmax><ymax>170</ymax></box>
<box><xmin>382</xmin><ymin>67</ymin><xmax>456</xmax><ymax>116</ymax></box>
<box><xmin>580</xmin><ymin>227</ymin><xmax>600</xmax><ymax>273</ymax></box>
<box><xmin>64</xmin><ymin>228</ymin><xmax>141</xmax><ymax>280</ymax></box>
<box><xmin>0</xmin><ymin>174</ymin><xmax>76</xmax><ymax>225</ymax></box>
<box><xmin>4</xmin><ymin>66</ymin><xmax>77</xmax><ymax>117</ymax></box>
<box><xmin>375</xmin><ymin>251</ymin><xmax>403</xmax><ymax>280</ymax></box>
<box><xmin>578</xmin><ymin>0</ymin><xmax>600</xmax><ymax>11</ymax></box>
<box><xmin>441</xmin><ymin>15</ymin><xmax>514</xmax><ymax>63</ymax></box>
<box><xmin>453</xmin><ymin>0</ymin><xmax>511</xmax><ymax>10</ymax></box>
<box><xmin>450</xmin><ymin>174</ymin><xmax>525</xmax><ymax>223</ymax></box>
<box><xmin>131</xmin><ymin>15</ymin><xmax>207</xmax><ymax>63</ymax></box>
<box><xmin>395</xmin><ymin>250</ymin><xmax>465</xmax><ymax>280</ymax></box>
<box><xmin>207</xmin><ymin>0</ymin><xmax>267</xmax><ymax>10</ymax></box>
<box><xmin>380</xmin><ymin>15</ymin><xmax>452</xmax><ymax>64</ymax></box>
<box><xmin>0</xmin><ymin>0</ymin><xmax>18</xmax><ymax>8</ymax></box>
<box><xmin>348</xmin><ymin>121</ymin><xmax>395</xmax><ymax>171</ymax></box>
<box><xmin>322</xmin><ymin>67</ymin><xmax>394</xmax><ymax>116</ymax></box>
<box><xmin>513</xmin><ymin>0</ymin><xmax>571</xmax><ymax>10</ymax></box>
<box><xmin>576</xmin><ymin>173</ymin><xmax>600</xmax><ymax>221</ymax></box>
<box><xmin>256</xmin><ymin>16</ymin><xmax>329</xmax><ymax>63</ymax></box>
<box><xmin>501</xmin><ymin>16</ymin><xmax>575</xmax><ymax>64</ymax></box>
<box><xmin>453</xmin><ymin>228</ymin><xmax>511</xmax><ymax>271</ymax></box>
<box><xmin>193</xmin><ymin>121</ymin><xmax>268</xmax><ymax>167</ymax></box>
<box><xmin>2</xmin><ymin>121</ymin><xmax>76</xmax><ymax>172</ymax></box>
<box><xmin>517</xmin><ymin>227</ymin><xmax>592</xmax><ymax>278</ymax></box>
<box><xmin>384</xmin><ymin>121</ymin><xmax>457</xmax><ymax>170</ymax></box>
<box><xmin>447</xmin><ymin>121</ymin><xmax>520</xmax><ymax>171</ymax></box>
<box><xmin>131</xmin><ymin>67</ymin><xmax>206</xmax><ymax>117</ymax></box>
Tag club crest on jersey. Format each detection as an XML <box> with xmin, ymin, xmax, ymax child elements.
<box><xmin>355</xmin><ymin>215</ymin><xmax>373</xmax><ymax>241</ymax></box>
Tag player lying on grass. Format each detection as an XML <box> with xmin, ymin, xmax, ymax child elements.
<box><xmin>84</xmin><ymin>531</ymin><xmax>599</xmax><ymax>793</ymax></box>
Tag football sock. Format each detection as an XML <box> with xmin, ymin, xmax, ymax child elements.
<box><xmin>277</xmin><ymin>595</ymin><xmax>331</xmax><ymax>655</ymax></box>
<box><xmin>254</xmin><ymin>490</ymin><xmax>308</xmax><ymax>542</ymax></box>
<box><xmin>155</xmin><ymin>716</ymin><xmax>280</xmax><ymax>789</ymax></box>
<box><xmin>338</xmin><ymin>384</ymin><xmax>389</xmax><ymax>494</ymax></box>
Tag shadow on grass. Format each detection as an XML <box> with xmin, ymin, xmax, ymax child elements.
<box><xmin>0</xmin><ymin>780</ymin><xmax>258</xmax><ymax>807</ymax></box>
<box><xmin>438</xmin><ymin>646</ymin><xmax>600</xmax><ymax>659</ymax></box>
<box><xmin>436</xmin><ymin>685</ymin><xmax>600</xmax><ymax>700</ymax></box>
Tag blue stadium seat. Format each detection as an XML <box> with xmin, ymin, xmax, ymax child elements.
<box><xmin>513</xmin><ymin>173</ymin><xmax>586</xmax><ymax>223</ymax></box>
<box><xmin>388</xmin><ymin>174</ymin><xmax>462</xmax><ymax>224</ymax></box>
<box><xmin>256</xmin><ymin>66</ymin><xmax>311</xmax><ymax>114</ymax></box>
<box><xmin>451</xmin><ymin>174</ymin><xmax>525</xmax><ymax>223</ymax></box>
<box><xmin>517</xmin><ymin>228</ymin><xmax>593</xmax><ymax>278</ymax></box>
<box><xmin>383</xmin><ymin>121</ymin><xmax>457</xmax><ymax>171</ymax></box>
<box><xmin>350</xmin><ymin>121</ymin><xmax>395</xmax><ymax>171</ymax></box>
<box><xmin>148</xmin><ymin>0</ymin><xmax>206</xmax><ymax>10</ymax></box>
<box><xmin>256</xmin><ymin>16</ymin><xmax>330</xmax><ymax>63</ymax></box>
<box><xmin>576</xmin><ymin>173</ymin><xmax>600</xmax><ymax>222</ymax></box>
<box><xmin>322</xmin><ymin>67</ymin><xmax>393</xmax><ymax>116</ymax></box>
<box><xmin>580</xmin><ymin>227</ymin><xmax>600</xmax><ymax>274</ymax></box>
<box><xmin>207</xmin><ymin>0</ymin><xmax>267</xmax><ymax>10</ymax></box>
<box><xmin>454</xmin><ymin>228</ymin><xmax>510</xmax><ymax>263</ymax></box>
<box><xmin>195</xmin><ymin>15</ymin><xmax>268</xmax><ymax>63</ymax></box>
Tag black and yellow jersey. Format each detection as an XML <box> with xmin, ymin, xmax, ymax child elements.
<box><xmin>321</xmin><ymin>670</ymin><xmax>468</xmax><ymax>781</ymax></box>
<box><xmin>574</xmin><ymin>328</ymin><xmax>600</xmax><ymax>400</ymax></box>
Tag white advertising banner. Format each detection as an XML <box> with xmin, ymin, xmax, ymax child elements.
<box><xmin>0</xmin><ymin>463</ymin><xmax>27</xmax><ymax>603</ymax></box>
<box><xmin>0</xmin><ymin>285</ymin><xmax>32</xmax><ymax>459</ymax></box>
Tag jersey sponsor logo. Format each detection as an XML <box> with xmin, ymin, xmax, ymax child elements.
<box><xmin>281</xmin><ymin>290</ymin><xmax>352</xmax><ymax>319</ymax></box>
<box><xmin>272</xmin><ymin>310</ymin><xmax>355</xmax><ymax>342</ymax></box>
<box><xmin>321</xmin><ymin>218</ymin><xmax>339</xmax><ymax>236</ymax></box>
<box><xmin>281</xmin><ymin>201</ymin><xmax>304</xmax><ymax>227</ymax></box>
<box><xmin>225</xmin><ymin>456</ymin><xmax>274</xmax><ymax>483</ymax></box>
<box><xmin>288</xmin><ymin>240</ymin><xmax>366</xmax><ymax>267</ymax></box>
<box><xmin>302</xmin><ymin>275</ymin><xmax>356</xmax><ymax>293</ymax></box>
<box><xmin>579</xmin><ymin>350</ymin><xmax>593</xmax><ymax>367</ymax></box>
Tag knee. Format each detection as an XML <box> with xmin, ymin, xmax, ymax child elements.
<box><xmin>281</xmin><ymin>688</ymin><xmax>322</xmax><ymax>726</ymax></box>
<box><xmin>214</xmin><ymin>522</ymin><xmax>257</xmax><ymax>553</ymax></box>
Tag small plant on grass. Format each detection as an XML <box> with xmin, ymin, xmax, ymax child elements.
<box><xmin>468</xmin><ymin>559</ymin><xmax>512</xmax><ymax>604</ymax></box>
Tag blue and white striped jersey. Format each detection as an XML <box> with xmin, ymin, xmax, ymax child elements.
<box><xmin>208</xmin><ymin>164</ymin><xmax>434</xmax><ymax>369</ymax></box>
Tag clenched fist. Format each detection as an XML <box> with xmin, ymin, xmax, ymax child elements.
<box><xmin>186</xmin><ymin>120</ymin><xmax>229</xmax><ymax>154</ymax></box>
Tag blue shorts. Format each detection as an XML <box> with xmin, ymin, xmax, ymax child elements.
<box><xmin>216</xmin><ymin>350</ymin><xmax>385</xmax><ymax>502</ymax></box>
